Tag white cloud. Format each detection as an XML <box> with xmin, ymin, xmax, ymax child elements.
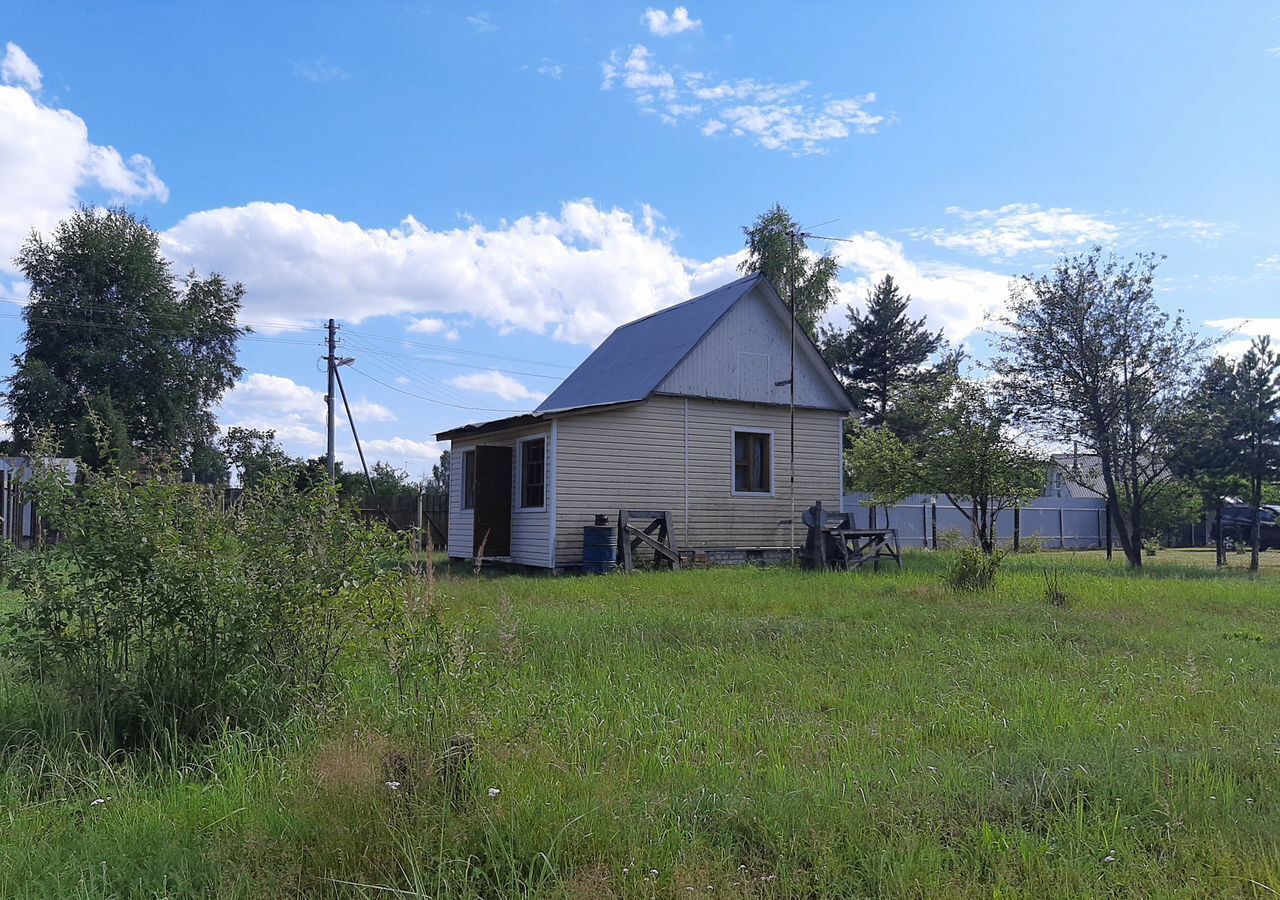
<box><xmin>408</xmin><ymin>317</ymin><xmax>448</xmax><ymax>334</ymax></box>
<box><xmin>601</xmin><ymin>44</ymin><xmax>881</xmax><ymax>154</ymax></box>
<box><xmin>536</xmin><ymin>60</ymin><xmax>565</xmax><ymax>79</ymax></box>
<box><xmin>362</xmin><ymin>436</ymin><xmax>444</xmax><ymax>465</ymax></box>
<box><xmin>824</xmin><ymin>232</ymin><xmax>1013</xmax><ymax>342</ymax></box>
<box><xmin>0</xmin><ymin>45</ymin><xmax>168</xmax><ymax>273</ymax></box>
<box><xmin>601</xmin><ymin>45</ymin><xmax>676</xmax><ymax>97</ymax></box>
<box><xmin>292</xmin><ymin>57</ymin><xmax>349</xmax><ymax>83</ymax></box>
<box><xmin>911</xmin><ymin>203</ymin><xmax>1118</xmax><ymax>260</ymax></box>
<box><xmin>217</xmin><ymin>373</ymin><xmax>395</xmax><ymax>456</ymax></box>
<box><xmin>448</xmin><ymin>370</ymin><xmax>548</xmax><ymax>403</ymax></box>
<box><xmin>644</xmin><ymin>7</ymin><xmax>701</xmax><ymax>36</ymax></box>
<box><xmin>2</xmin><ymin>42</ymin><xmax>41</xmax><ymax>91</ymax></box>
<box><xmin>1258</xmin><ymin>254</ymin><xmax>1280</xmax><ymax>270</ymax></box>
<box><xmin>1139</xmin><ymin>213</ymin><xmax>1224</xmax><ymax>244</ymax></box>
<box><xmin>1204</xmin><ymin>318</ymin><xmax>1280</xmax><ymax>359</ymax></box>
<box><xmin>466</xmin><ymin>12</ymin><xmax>495</xmax><ymax>32</ymax></box>
<box><xmin>1267</xmin><ymin>46</ymin><xmax>1280</xmax><ymax>57</ymax></box>
<box><xmin>161</xmin><ymin>199</ymin><xmax>697</xmax><ymax>345</ymax></box>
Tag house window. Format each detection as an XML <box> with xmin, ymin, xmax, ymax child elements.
<box><xmin>519</xmin><ymin>437</ymin><xmax>546</xmax><ymax>509</ymax></box>
<box><xmin>461</xmin><ymin>450</ymin><xmax>476</xmax><ymax>510</ymax></box>
<box><xmin>733</xmin><ymin>430</ymin><xmax>772</xmax><ymax>495</ymax></box>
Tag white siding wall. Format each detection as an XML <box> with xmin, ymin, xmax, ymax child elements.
<box><xmin>657</xmin><ymin>287</ymin><xmax>846</xmax><ymax>409</ymax></box>
<box><xmin>553</xmin><ymin>396</ymin><xmax>843</xmax><ymax>567</ymax></box>
<box><xmin>446</xmin><ymin>422</ymin><xmax>553</xmax><ymax>567</ymax></box>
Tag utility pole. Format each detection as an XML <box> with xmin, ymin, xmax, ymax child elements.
<box><xmin>325</xmin><ymin>317</ymin><xmax>337</xmax><ymax>479</ymax></box>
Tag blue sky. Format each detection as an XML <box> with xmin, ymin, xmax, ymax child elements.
<box><xmin>2</xmin><ymin>2</ymin><xmax>1278</xmax><ymax>474</ymax></box>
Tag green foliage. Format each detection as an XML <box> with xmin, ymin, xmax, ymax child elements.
<box><xmin>4</xmin><ymin>557</ymin><xmax>1280</xmax><ymax>895</ymax></box>
<box><xmin>944</xmin><ymin>545</ymin><xmax>1005</xmax><ymax>591</ymax></box>
<box><xmin>427</xmin><ymin>448</ymin><xmax>451</xmax><ymax>496</ymax></box>
<box><xmin>6</xmin><ymin>206</ymin><xmax>246</xmax><ymax>468</ymax></box>
<box><xmin>821</xmin><ymin>274</ymin><xmax>948</xmax><ymax>428</ymax></box>
<box><xmin>738</xmin><ymin>203</ymin><xmax>839</xmax><ymax>334</ymax></box>
<box><xmin>0</xmin><ymin>458</ymin><xmax>407</xmax><ymax>749</ymax></box>
<box><xmin>993</xmin><ymin>246</ymin><xmax>1211</xmax><ymax>567</ymax></box>
<box><xmin>847</xmin><ymin>380</ymin><xmax>1043</xmax><ymax>554</ymax></box>
<box><xmin>844</xmin><ymin>425</ymin><xmax>917</xmax><ymax>506</ymax></box>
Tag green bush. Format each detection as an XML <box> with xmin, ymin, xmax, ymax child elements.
<box><xmin>1</xmin><ymin>463</ymin><xmax>405</xmax><ymax>750</ymax></box>
<box><xmin>944</xmin><ymin>546</ymin><xmax>1005</xmax><ymax>592</ymax></box>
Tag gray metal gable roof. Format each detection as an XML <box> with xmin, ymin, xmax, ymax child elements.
<box><xmin>534</xmin><ymin>273</ymin><xmax>764</xmax><ymax>414</ymax></box>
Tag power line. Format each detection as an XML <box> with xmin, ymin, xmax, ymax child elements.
<box><xmin>337</xmin><ymin>338</ymin><xmax>566</xmax><ymax>382</ymax></box>
<box><xmin>340</xmin><ymin>340</ymin><xmax>510</xmax><ymax>411</ymax></box>
<box><xmin>342</xmin><ymin>325</ymin><xmax>572</xmax><ymax>370</ymax></box>
<box><xmin>342</xmin><ymin>364</ymin><xmax>533</xmax><ymax>414</ymax></box>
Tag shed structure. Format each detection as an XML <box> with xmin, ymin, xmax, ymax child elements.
<box><xmin>436</xmin><ymin>274</ymin><xmax>853</xmax><ymax>569</ymax></box>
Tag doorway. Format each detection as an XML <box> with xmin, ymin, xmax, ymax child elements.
<box><xmin>472</xmin><ymin>445</ymin><xmax>513</xmax><ymax>557</ymax></box>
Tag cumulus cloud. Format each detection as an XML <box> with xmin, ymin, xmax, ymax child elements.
<box><xmin>911</xmin><ymin>203</ymin><xmax>1118</xmax><ymax>260</ymax></box>
<box><xmin>824</xmin><ymin>232</ymin><xmax>1013</xmax><ymax>342</ymax></box>
<box><xmin>601</xmin><ymin>44</ymin><xmax>881</xmax><ymax>153</ymax></box>
<box><xmin>407</xmin><ymin>317</ymin><xmax>449</xmax><ymax>334</ymax></box>
<box><xmin>362</xmin><ymin>436</ymin><xmax>444</xmax><ymax>465</ymax></box>
<box><xmin>217</xmin><ymin>373</ymin><xmax>394</xmax><ymax>453</ymax></box>
<box><xmin>644</xmin><ymin>7</ymin><xmax>701</xmax><ymax>36</ymax></box>
<box><xmin>1204</xmin><ymin>317</ymin><xmax>1280</xmax><ymax>359</ymax></box>
<box><xmin>2</xmin><ymin>42</ymin><xmax>41</xmax><ymax>91</ymax></box>
<box><xmin>466</xmin><ymin>12</ymin><xmax>495</xmax><ymax>32</ymax></box>
<box><xmin>161</xmin><ymin>199</ymin><xmax>697</xmax><ymax>345</ymax></box>
<box><xmin>1260</xmin><ymin>254</ymin><xmax>1280</xmax><ymax>270</ymax></box>
<box><xmin>0</xmin><ymin>44</ymin><xmax>168</xmax><ymax>272</ymax></box>
<box><xmin>448</xmin><ymin>370</ymin><xmax>548</xmax><ymax>403</ymax></box>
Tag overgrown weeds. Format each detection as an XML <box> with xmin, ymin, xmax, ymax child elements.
<box><xmin>944</xmin><ymin>545</ymin><xmax>1005</xmax><ymax>592</ymax></box>
<box><xmin>0</xmin><ymin>451</ymin><xmax>410</xmax><ymax>751</ymax></box>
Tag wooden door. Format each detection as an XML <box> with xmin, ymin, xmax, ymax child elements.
<box><xmin>473</xmin><ymin>445</ymin><xmax>513</xmax><ymax>557</ymax></box>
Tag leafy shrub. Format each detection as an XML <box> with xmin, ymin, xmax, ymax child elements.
<box><xmin>944</xmin><ymin>546</ymin><xmax>1005</xmax><ymax>592</ymax></box>
<box><xmin>1</xmin><ymin>462</ymin><xmax>406</xmax><ymax>749</ymax></box>
<box><xmin>1017</xmin><ymin>533</ymin><xmax>1044</xmax><ymax>554</ymax></box>
<box><xmin>935</xmin><ymin>528</ymin><xmax>967</xmax><ymax>551</ymax></box>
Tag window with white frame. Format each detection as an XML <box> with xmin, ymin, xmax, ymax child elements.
<box><xmin>461</xmin><ymin>449</ymin><xmax>476</xmax><ymax>510</ymax></box>
<box><xmin>518</xmin><ymin>437</ymin><xmax>546</xmax><ymax>509</ymax></box>
<box><xmin>733</xmin><ymin>430</ymin><xmax>772</xmax><ymax>494</ymax></box>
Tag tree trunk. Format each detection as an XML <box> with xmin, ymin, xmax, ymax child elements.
<box><xmin>1251</xmin><ymin>479</ymin><xmax>1262</xmax><ymax>573</ymax></box>
<box><xmin>1215</xmin><ymin>501</ymin><xmax>1226</xmax><ymax>568</ymax></box>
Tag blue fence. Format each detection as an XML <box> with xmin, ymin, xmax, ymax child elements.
<box><xmin>841</xmin><ymin>493</ymin><xmax>1108</xmax><ymax>549</ymax></box>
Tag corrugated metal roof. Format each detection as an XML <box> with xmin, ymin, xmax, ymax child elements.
<box><xmin>533</xmin><ymin>273</ymin><xmax>764</xmax><ymax>415</ymax></box>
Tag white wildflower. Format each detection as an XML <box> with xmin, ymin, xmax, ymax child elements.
<box><xmin>488</xmin><ymin>787</ymin><xmax>501</xmax><ymax>798</ymax></box>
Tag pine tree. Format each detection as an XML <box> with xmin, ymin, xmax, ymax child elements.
<box><xmin>1227</xmin><ymin>336</ymin><xmax>1280</xmax><ymax>572</ymax></box>
<box><xmin>821</xmin><ymin>274</ymin><xmax>945</xmax><ymax>427</ymax></box>
<box><xmin>738</xmin><ymin>204</ymin><xmax>839</xmax><ymax>335</ymax></box>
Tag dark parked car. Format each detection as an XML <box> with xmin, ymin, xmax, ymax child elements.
<box><xmin>1210</xmin><ymin>504</ymin><xmax>1280</xmax><ymax>550</ymax></box>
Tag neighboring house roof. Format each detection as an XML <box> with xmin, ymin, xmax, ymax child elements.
<box><xmin>437</xmin><ymin>273</ymin><xmax>852</xmax><ymax>440</ymax></box>
<box><xmin>1047</xmin><ymin>453</ymin><xmax>1107</xmax><ymax>499</ymax></box>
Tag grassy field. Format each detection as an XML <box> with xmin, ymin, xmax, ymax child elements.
<box><xmin>2</xmin><ymin>551</ymin><xmax>1280</xmax><ymax>898</ymax></box>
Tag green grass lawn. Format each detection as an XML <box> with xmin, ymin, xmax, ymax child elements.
<box><xmin>2</xmin><ymin>551</ymin><xmax>1280</xmax><ymax>898</ymax></box>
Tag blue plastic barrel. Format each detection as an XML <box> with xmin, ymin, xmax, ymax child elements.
<box><xmin>582</xmin><ymin>524</ymin><xmax>617</xmax><ymax>574</ymax></box>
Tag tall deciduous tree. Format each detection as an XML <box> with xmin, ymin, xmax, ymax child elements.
<box><xmin>1227</xmin><ymin>336</ymin><xmax>1280</xmax><ymax>572</ymax></box>
<box><xmin>991</xmin><ymin>247</ymin><xmax>1209</xmax><ymax>568</ymax></box>
<box><xmin>821</xmin><ymin>274</ymin><xmax>947</xmax><ymax>428</ymax></box>
<box><xmin>428</xmin><ymin>449</ymin><xmax>451</xmax><ymax>496</ymax></box>
<box><xmin>739</xmin><ymin>203</ymin><xmax>839</xmax><ymax>335</ymax></box>
<box><xmin>7</xmin><ymin>206</ymin><xmax>246</xmax><ymax>467</ymax></box>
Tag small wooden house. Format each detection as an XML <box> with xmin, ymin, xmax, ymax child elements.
<box><xmin>436</xmin><ymin>273</ymin><xmax>853</xmax><ymax>569</ymax></box>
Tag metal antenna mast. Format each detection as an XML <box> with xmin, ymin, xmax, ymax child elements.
<box><xmin>788</xmin><ymin>229</ymin><xmax>798</xmax><ymax>566</ymax></box>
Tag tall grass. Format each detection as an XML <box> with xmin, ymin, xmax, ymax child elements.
<box><xmin>2</xmin><ymin>551</ymin><xmax>1280</xmax><ymax>897</ymax></box>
